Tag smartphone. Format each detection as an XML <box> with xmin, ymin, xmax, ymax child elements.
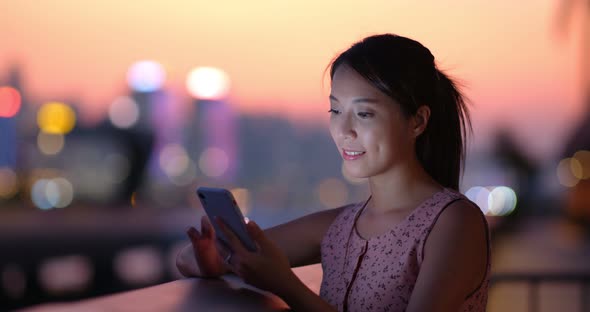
<box><xmin>196</xmin><ymin>187</ymin><xmax>257</xmax><ymax>252</ymax></box>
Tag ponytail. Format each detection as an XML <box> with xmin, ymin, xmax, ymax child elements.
<box><xmin>415</xmin><ymin>69</ymin><xmax>472</xmax><ymax>190</ymax></box>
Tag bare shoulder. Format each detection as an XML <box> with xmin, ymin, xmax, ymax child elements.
<box><xmin>434</xmin><ymin>199</ymin><xmax>487</xmax><ymax>234</ymax></box>
<box><xmin>408</xmin><ymin>199</ymin><xmax>489</xmax><ymax>310</ymax></box>
<box><xmin>424</xmin><ymin>198</ymin><xmax>488</xmax><ymax>292</ymax></box>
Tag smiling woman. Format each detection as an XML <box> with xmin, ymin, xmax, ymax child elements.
<box><xmin>176</xmin><ymin>33</ymin><xmax>490</xmax><ymax>312</ymax></box>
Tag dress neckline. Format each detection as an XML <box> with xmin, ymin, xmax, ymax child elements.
<box><xmin>352</xmin><ymin>187</ymin><xmax>450</xmax><ymax>241</ymax></box>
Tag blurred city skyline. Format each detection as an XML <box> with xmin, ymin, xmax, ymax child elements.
<box><xmin>1</xmin><ymin>0</ymin><xmax>585</xmax><ymax>162</ymax></box>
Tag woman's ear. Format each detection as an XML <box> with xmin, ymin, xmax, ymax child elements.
<box><xmin>412</xmin><ymin>105</ymin><xmax>431</xmax><ymax>138</ymax></box>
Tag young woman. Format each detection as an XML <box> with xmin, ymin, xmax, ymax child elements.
<box><xmin>176</xmin><ymin>34</ymin><xmax>490</xmax><ymax>312</ymax></box>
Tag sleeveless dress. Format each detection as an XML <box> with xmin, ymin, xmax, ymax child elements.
<box><xmin>319</xmin><ymin>188</ymin><xmax>491</xmax><ymax>312</ymax></box>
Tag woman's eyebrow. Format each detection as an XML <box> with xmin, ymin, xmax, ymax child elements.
<box><xmin>329</xmin><ymin>94</ymin><xmax>379</xmax><ymax>104</ymax></box>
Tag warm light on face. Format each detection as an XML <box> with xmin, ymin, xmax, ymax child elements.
<box><xmin>37</xmin><ymin>102</ymin><xmax>76</xmax><ymax>134</ymax></box>
<box><xmin>0</xmin><ymin>87</ymin><xmax>21</xmax><ymax>118</ymax></box>
<box><xmin>127</xmin><ymin>60</ymin><xmax>166</xmax><ymax>93</ymax></box>
<box><xmin>186</xmin><ymin>67</ymin><xmax>230</xmax><ymax>100</ymax></box>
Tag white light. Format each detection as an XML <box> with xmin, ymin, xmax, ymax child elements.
<box><xmin>48</xmin><ymin>177</ymin><xmax>74</xmax><ymax>208</ymax></box>
<box><xmin>109</xmin><ymin>96</ymin><xmax>139</xmax><ymax>128</ymax></box>
<box><xmin>31</xmin><ymin>179</ymin><xmax>52</xmax><ymax>210</ymax></box>
<box><xmin>488</xmin><ymin>186</ymin><xmax>517</xmax><ymax>216</ymax></box>
<box><xmin>127</xmin><ymin>60</ymin><xmax>166</xmax><ymax>92</ymax></box>
<box><xmin>186</xmin><ymin>67</ymin><xmax>230</xmax><ymax>100</ymax></box>
<box><xmin>465</xmin><ymin>186</ymin><xmax>490</xmax><ymax>215</ymax></box>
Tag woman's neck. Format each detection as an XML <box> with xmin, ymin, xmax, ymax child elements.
<box><xmin>366</xmin><ymin>159</ymin><xmax>443</xmax><ymax>215</ymax></box>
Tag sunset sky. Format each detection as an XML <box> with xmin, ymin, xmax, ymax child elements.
<box><xmin>0</xmin><ymin>0</ymin><xmax>586</xmax><ymax>161</ymax></box>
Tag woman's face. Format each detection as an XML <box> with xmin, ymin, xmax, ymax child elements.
<box><xmin>329</xmin><ymin>65</ymin><xmax>416</xmax><ymax>179</ymax></box>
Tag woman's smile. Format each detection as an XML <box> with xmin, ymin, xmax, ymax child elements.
<box><xmin>342</xmin><ymin>149</ymin><xmax>366</xmax><ymax>160</ymax></box>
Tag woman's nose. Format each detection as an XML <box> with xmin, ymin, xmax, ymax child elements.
<box><xmin>336</xmin><ymin>116</ymin><xmax>357</xmax><ymax>140</ymax></box>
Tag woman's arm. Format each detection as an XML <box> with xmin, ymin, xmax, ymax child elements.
<box><xmin>406</xmin><ymin>200</ymin><xmax>488</xmax><ymax>312</ymax></box>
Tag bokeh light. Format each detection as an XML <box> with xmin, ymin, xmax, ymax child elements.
<box><xmin>186</xmin><ymin>67</ymin><xmax>230</xmax><ymax>100</ymax></box>
<box><xmin>465</xmin><ymin>186</ymin><xmax>490</xmax><ymax>215</ymax></box>
<box><xmin>572</xmin><ymin>150</ymin><xmax>590</xmax><ymax>179</ymax></box>
<box><xmin>114</xmin><ymin>246</ymin><xmax>163</xmax><ymax>286</ymax></box>
<box><xmin>316</xmin><ymin>178</ymin><xmax>349</xmax><ymax>209</ymax></box>
<box><xmin>198</xmin><ymin>147</ymin><xmax>229</xmax><ymax>178</ymax></box>
<box><xmin>104</xmin><ymin>153</ymin><xmax>131</xmax><ymax>184</ymax></box>
<box><xmin>159</xmin><ymin>144</ymin><xmax>190</xmax><ymax>177</ymax></box>
<box><xmin>31</xmin><ymin>177</ymin><xmax>75</xmax><ymax>209</ymax></box>
<box><xmin>37</xmin><ymin>132</ymin><xmax>65</xmax><ymax>155</ymax></box>
<box><xmin>0</xmin><ymin>86</ymin><xmax>21</xmax><ymax>118</ymax></box>
<box><xmin>488</xmin><ymin>186</ymin><xmax>518</xmax><ymax>216</ymax></box>
<box><xmin>108</xmin><ymin>96</ymin><xmax>139</xmax><ymax>129</ymax></box>
<box><xmin>37</xmin><ymin>102</ymin><xmax>76</xmax><ymax>134</ymax></box>
<box><xmin>0</xmin><ymin>167</ymin><xmax>19</xmax><ymax>199</ymax></box>
<box><xmin>127</xmin><ymin>60</ymin><xmax>166</xmax><ymax>93</ymax></box>
<box><xmin>159</xmin><ymin>144</ymin><xmax>196</xmax><ymax>185</ymax></box>
<box><xmin>38</xmin><ymin>255</ymin><xmax>93</xmax><ymax>295</ymax></box>
<box><xmin>557</xmin><ymin>158</ymin><xmax>580</xmax><ymax>187</ymax></box>
<box><xmin>465</xmin><ymin>186</ymin><xmax>518</xmax><ymax>216</ymax></box>
<box><xmin>230</xmin><ymin>188</ymin><xmax>251</xmax><ymax>216</ymax></box>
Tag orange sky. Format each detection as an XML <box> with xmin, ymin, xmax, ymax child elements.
<box><xmin>0</xmin><ymin>0</ymin><xmax>585</xmax><ymax>160</ymax></box>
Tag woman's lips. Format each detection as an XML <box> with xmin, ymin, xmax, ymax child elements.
<box><xmin>342</xmin><ymin>149</ymin><xmax>366</xmax><ymax>160</ymax></box>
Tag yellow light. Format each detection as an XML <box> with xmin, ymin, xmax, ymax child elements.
<box><xmin>37</xmin><ymin>132</ymin><xmax>65</xmax><ymax>155</ymax></box>
<box><xmin>573</xmin><ymin>150</ymin><xmax>590</xmax><ymax>179</ymax></box>
<box><xmin>37</xmin><ymin>102</ymin><xmax>76</xmax><ymax>134</ymax></box>
<box><xmin>317</xmin><ymin>178</ymin><xmax>349</xmax><ymax>209</ymax></box>
<box><xmin>557</xmin><ymin>158</ymin><xmax>580</xmax><ymax>187</ymax></box>
<box><xmin>0</xmin><ymin>167</ymin><xmax>18</xmax><ymax>199</ymax></box>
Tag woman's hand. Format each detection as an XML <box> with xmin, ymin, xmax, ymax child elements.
<box><xmin>215</xmin><ymin>217</ymin><xmax>296</xmax><ymax>294</ymax></box>
<box><xmin>177</xmin><ymin>216</ymin><xmax>229</xmax><ymax>278</ymax></box>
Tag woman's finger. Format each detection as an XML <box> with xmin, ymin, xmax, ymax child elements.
<box><xmin>201</xmin><ymin>216</ymin><xmax>214</xmax><ymax>239</ymax></box>
<box><xmin>215</xmin><ymin>217</ymin><xmax>247</xmax><ymax>255</ymax></box>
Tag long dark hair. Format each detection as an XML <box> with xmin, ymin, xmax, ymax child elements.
<box><xmin>328</xmin><ymin>34</ymin><xmax>472</xmax><ymax>190</ymax></box>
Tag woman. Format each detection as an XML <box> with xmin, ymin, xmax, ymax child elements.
<box><xmin>176</xmin><ymin>33</ymin><xmax>490</xmax><ymax>312</ymax></box>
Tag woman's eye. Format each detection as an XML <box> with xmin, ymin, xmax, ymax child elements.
<box><xmin>328</xmin><ymin>108</ymin><xmax>340</xmax><ymax>114</ymax></box>
<box><xmin>358</xmin><ymin>112</ymin><xmax>374</xmax><ymax>118</ymax></box>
